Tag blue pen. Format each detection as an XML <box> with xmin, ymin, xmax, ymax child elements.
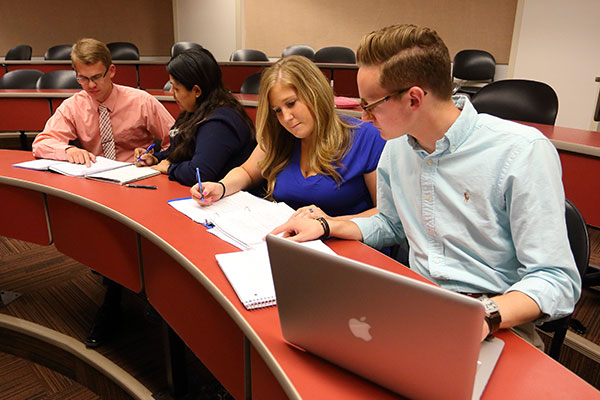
<box><xmin>137</xmin><ymin>143</ymin><xmax>156</xmax><ymax>163</ymax></box>
<box><xmin>196</xmin><ymin>167</ymin><xmax>204</xmax><ymax>201</ymax></box>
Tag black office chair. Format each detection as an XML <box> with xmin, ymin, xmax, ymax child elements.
<box><xmin>0</xmin><ymin>69</ymin><xmax>44</xmax><ymax>89</ymax></box>
<box><xmin>538</xmin><ymin>199</ymin><xmax>590</xmax><ymax>361</ymax></box>
<box><xmin>314</xmin><ymin>46</ymin><xmax>356</xmax><ymax>64</ymax></box>
<box><xmin>282</xmin><ymin>45</ymin><xmax>315</xmax><ymax>60</ymax></box>
<box><xmin>452</xmin><ymin>49</ymin><xmax>496</xmax><ymax>97</ymax></box>
<box><xmin>240</xmin><ymin>72</ymin><xmax>262</xmax><ymax>95</ymax></box>
<box><xmin>0</xmin><ymin>69</ymin><xmax>45</xmax><ymax>150</ymax></box>
<box><xmin>5</xmin><ymin>45</ymin><xmax>32</xmax><ymax>60</ymax></box>
<box><xmin>44</xmin><ymin>44</ymin><xmax>73</xmax><ymax>60</ymax></box>
<box><xmin>229</xmin><ymin>49</ymin><xmax>269</xmax><ymax>62</ymax></box>
<box><xmin>470</xmin><ymin>79</ymin><xmax>559</xmax><ymax>125</ymax></box>
<box><xmin>107</xmin><ymin>42</ymin><xmax>140</xmax><ymax>60</ymax></box>
<box><xmin>171</xmin><ymin>42</ymin><xmax>203</xmax><ymax>57</ymax></box>
<box><xmin>4</xmin><ymin>45</ymin><xmax>33</xmax><ymax>73</ymax></box>
<box><xmin>36</xmin><ymin>70</ymin><xmax>81</xmax><ymax>89</ymax></box>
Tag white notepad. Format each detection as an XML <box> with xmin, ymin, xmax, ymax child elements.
<box><xmin>85</xmin><ymin>164</ymin><xmax>160</xmax><ymax>185</ymax></box>
<box><xmin>215</xmin><ymin>240</ymin><xmax>335</xmax><ymax>310</ymax></box>
<box><xmin>13</xmin><ymin>157</ymin><xmax>130</xmax><ymax>177</ymax></box>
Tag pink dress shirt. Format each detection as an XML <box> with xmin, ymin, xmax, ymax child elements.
<box><xmin>32</xmin><ymin>84</ymin><xmax>174</xmax><ymax>162</ymax></box>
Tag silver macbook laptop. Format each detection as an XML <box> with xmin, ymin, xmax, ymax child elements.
<box><xmin>266</xmin><ymin>235</ymin><xmax>504</xmax><ymax>400</ymax></box>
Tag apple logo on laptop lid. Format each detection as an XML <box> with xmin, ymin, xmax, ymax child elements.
<box><xmin>348</xmin><ymin>316</ymin><xmax>372</xmax><ymax>341</ymax></box>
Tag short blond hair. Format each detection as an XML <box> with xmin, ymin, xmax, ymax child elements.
<box><xmin>255</xmin><ymin>55</ymin><xmax>354</xmax><ymax>198</ymax></box>
<box><xmin>71</xmin><ymin>38</ymin><xmax>112</xmax><ymax>68</ymax></box>
<box><xmin>357</xmin><ymin>24</ymin><xmax>453</xmax><ymax>99</ymax></box>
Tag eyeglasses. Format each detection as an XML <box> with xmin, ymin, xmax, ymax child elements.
<box><xmin>75</xmin><ymin>67</ymin><xmax>109</xmax><ymax>85</ymax></box>
<box><xmin>360</xmin><ymin>87</ymin><xmax>427</xmax><ymax>118</ymax></box>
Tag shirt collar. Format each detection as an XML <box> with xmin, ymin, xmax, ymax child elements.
<box><xmin>408</xmin><ymin>94</ymin><xmax>477</xmax><ymax>155</ymax></box>
<box><xmin>95</xmin><ymin>83</ymin><xmax>118</xmax><ymax>112</ymax></box>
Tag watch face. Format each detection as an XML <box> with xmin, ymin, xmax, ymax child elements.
<box><xmin>480</xmin><ymin>297</ymin><xmax>499</xmax><ymax>315</ymax></box>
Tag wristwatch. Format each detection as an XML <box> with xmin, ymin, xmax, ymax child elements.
<box><xmin>478</xmin><ymin>295</ymin><xmax>501</xmax><ymax>336</ymax></box>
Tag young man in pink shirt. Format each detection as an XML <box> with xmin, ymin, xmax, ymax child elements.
<box><xmin>32</xmin><ymin>38</ymin><xmax>174</xmax><ymax>166</ymax></box>
<box><xmin>32</xmin><ymin>38</ymin><xmax>175</xmax><ymax>348</ymax></box>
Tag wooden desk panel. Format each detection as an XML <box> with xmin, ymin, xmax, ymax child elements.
<box><xmin>141</xmin><ymin>237</ymin><xmax>245</xmax><ymax>399</ymax></box>
<box><xmin>46</xmin><ymin>195</ymin><xmax>142</xmax><ymax>293</ymax></box>
<box><xmin>220</xmin><ymin>65</ymin><xmax>265</xmax><ymax>93</ymax></box>
<box><xmin>332</xmin><ymin>68</ymin><xmax>359</xmax><ymax>98</ymax></box>
<box><xmin>0</xmin><ymin>97</ymin><xmax>51</xmax><ymax>131</ymax></box>
<box><xmin>138</xmin><ymin>64</ymin><xmax>168</xmax><ymax>90</ymax></box>
<box><xmin>0</xmin><ymin>184</ymin><xmax>50</xmax><ymax>245</ymax></box>
<box><xmin>6</xmin><ymin>63</ymin><xmax>70</xmax><ymax>74</ymax></box>
<box><xmin>558</xmin><ymin>151</ymin><xmax>600</xmax><ymax>228</ymax></box>
<box><xmin>112</xmin><ymin>65</ymin><xmax>138</xmax><ymax>88</ymax></box>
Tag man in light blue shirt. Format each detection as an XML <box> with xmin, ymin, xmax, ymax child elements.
<box><xmin>272</xmin><ymin>24</ymin><xmax>581</xmax><ymax>346</ymax></box>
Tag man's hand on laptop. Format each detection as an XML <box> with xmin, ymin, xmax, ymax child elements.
<box><xmin>66</xmin><ymin>147</ymin><xmax>96</xmax><ymax>167</ymax></box>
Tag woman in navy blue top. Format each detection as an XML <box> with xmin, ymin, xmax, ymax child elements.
<box><xmin>191</xmin><ymin>55</ymin><xmax>385</xmax><ymax>219</ymax></box>
<box><xmin>134</xmin><ymin>49</ymin><xmax>255</xmax><ymax>186</ymax></box>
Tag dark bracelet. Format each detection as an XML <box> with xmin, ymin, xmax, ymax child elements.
<box><xmin>316</xmin><ymin>217</ymin><xmax>330</xmax><ymax>240</ymax></box>
<box><xmin>216</xmin><ymin>181</ymin><xmax>226</xmax><ymax>200</ymax></box>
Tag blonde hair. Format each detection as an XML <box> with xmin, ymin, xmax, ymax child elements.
<box><xmin>357</xmin><ymin>24</ymin><xmax>453</xmax><ymax>100</ymax></box>
<box><xmin>71</xmin><ymin>38</ymin><xmax>112</xmax><ymax>68</ymax></box>
<box><xmin>255</xmin><ymin>55</ymin><xmax>355</xmax><ymax>199</ymax></box>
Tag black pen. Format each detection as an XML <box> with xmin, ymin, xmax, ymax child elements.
<box><xmin>125</xmin><ymin>184</ymin><xmax>157</xmax><ymax>190</ymax></box>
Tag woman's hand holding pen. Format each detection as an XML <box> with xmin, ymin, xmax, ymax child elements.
<box><xmin>191</xmin><ymin>182</ymin><xmax>224</xmax><ymax>206</ymax></box>
<box><xmin>133</xmin><ymin>146</ymin><xmax>158</xmax><ymax>167</ymax></box>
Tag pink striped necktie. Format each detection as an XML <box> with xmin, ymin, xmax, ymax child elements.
<box><xmin>98</xmin><ymin>104</ymin><xmax>116</xmax><ymax>160</ymax></box>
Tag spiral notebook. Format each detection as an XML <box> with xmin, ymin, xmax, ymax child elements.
<box><xmin>215</xmin><ymin>240</ymin><xmax>335</xmax><ymax>310</ymax></box>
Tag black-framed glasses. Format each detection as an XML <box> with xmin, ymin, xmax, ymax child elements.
<box><xmin>360</xmin><ymin>87</ymin><xmax>427</xmax><ymax>118</ymax></box>
<box><xmin>75</xmin><ymin>67</ymin><xmax>109</xmax><ymax>85</ymax></box>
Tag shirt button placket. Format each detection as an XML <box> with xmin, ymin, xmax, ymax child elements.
<box><xmin>422</xmin><ymin>157</ymin><xmax>445</xmax><ymax>277</ymax></box>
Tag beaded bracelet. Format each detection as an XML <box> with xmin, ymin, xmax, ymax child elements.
<box><xmin>316</xmin><ymin>217</ymin><xmax>330</xmax><ymax>240</ymax></box>
<box><xmin>216</xmin><ymin>181</ymin><xmax>226</xmax><ymax>200</ymax></box>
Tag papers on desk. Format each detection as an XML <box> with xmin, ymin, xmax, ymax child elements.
<box><xmin>12</xmin><ymin>157</ymin><xmax>159</xmax><ymax>184</ymax></box>
<box><xmin>169</xmin><ymin>191</ymin><xmax>333</xmax><ymax>311</ymax></box>
<box><xmin>215</xmin><ymin>240</ymin><xmax>335</xmax><ymax>310</ymax></box>
<box><xmin>85</xmin><ymin>165</ymin><xmax>160</xmax><ymax>185</ymax></box>
<box><xmin>168</xmin><ymin>191</ymin><xmax>296</xmax><ymax>250</ymax></box>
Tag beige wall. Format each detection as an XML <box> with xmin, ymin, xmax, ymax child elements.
<box><xmin>511</xmin><ymin>0</ymin><xmax>600</xmax><ymax>130</ymax></box>
<box><xmin>244</xmin><ymin>0</ymin><xmax>517</xmax><ymax>63</ymax></box>
<box><xmin>173</xmin><ymin>0</ymin><xmax>239</xmax><ymax>61</ymax></box>
<box><xmin>0</xmin><ymin>0</ymin><xmax>174</xmax><ymax>57</ymax></box>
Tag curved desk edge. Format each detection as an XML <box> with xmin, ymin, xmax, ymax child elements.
<box><xmin>0</xmin><ymin>313</ymin><xmax>153</xmax><ymax>399</ymax></box>
<box><xmin>550</xmin><ymin>139</ymin><xmax>600</xmax><ymax>158</ymax></box>
<box><xmin>0</xmin><ymin>176</ymin><xmax>301</xmax><ymax>399</ymax></box>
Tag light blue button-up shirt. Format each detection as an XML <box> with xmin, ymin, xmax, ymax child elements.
<box><xmin>353</xmin><ymin>97</ymin><xmax>581</xmax><ymax>321</ymax></box>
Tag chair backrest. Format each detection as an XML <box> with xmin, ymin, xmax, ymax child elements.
<box><xmin>314</xmin><ymin>46</ymin><xmax>356</xmax><ymax>64</ymax></box>
<box><xmin>565</xmin><ymin>199</ymin><xmax>590</xmax><ymax>277</ymax></box>
<box><xmin>470</xmin><ymin>79</ymin><xmax>559</xmax><ymax>125</ymax></box>
<box><xmin>229</xmin><ymin>49</ymin><xmax>269</xmax><ymax>62</ymax></box>
<box><xmin>281</xmin><ymin>44</ymin><xmax>315</xmax><ymax>60</ymax></box>
<box><xmin>171</xmin><ymin>42</ymin><xmax>203</xmax><ymax>57</ymax></box>
<box><xmin>44</xmin><ymin>44</ymin><xmax>73</xmax><ymax>60</ymax></box>
<box><xmin>0</xmin><ymin>69</ymin><xmax>44</xmax><ymax>89</ymax></box>
<box><xmin>240</xmin><ymin>72</ymin><xmax>262</xmax><ymax>94</ymax></box>
<box><xmin>6</xmin><ymin>45</ymin><xmax>32</xmax><ymax>60</ymax></box>
<box><xmin>36</xmin><ymin>70</ymin><xmax>81</xmax><ymax>89</ymax></box>
<box><xmin>107</xmin><ymin>42</ymin><xmax>140</xmax><ymax>60</ymax></box>
<box><xmin>452</xmin><ymin>49</ymin><xmax>496</xmax><ymax>81</ymax></box>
